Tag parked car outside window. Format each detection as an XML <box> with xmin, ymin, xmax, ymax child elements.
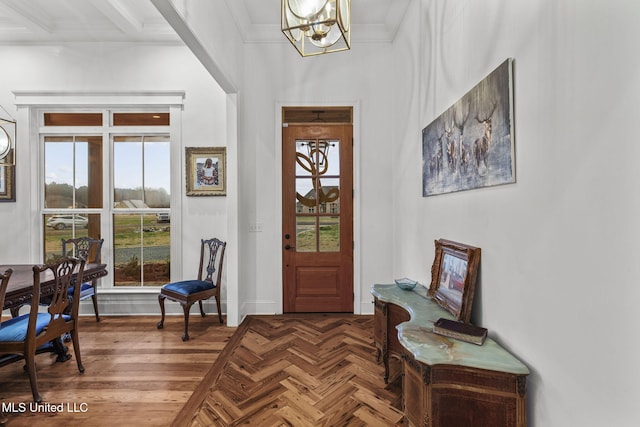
<box><xmin>46</xmin><ymin>215</ymin><xmax>89</xmax><ymax>230</ymax></box>
<box><xmin>156</xmin><ymin>212</ymin><xmax>170</xmax><ymax>223</ymax></box>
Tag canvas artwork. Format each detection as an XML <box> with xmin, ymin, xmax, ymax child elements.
<box><xmin>422</xmin><ymin>58</ymin><xmax>515</xmax><ymax>196</ymax></box>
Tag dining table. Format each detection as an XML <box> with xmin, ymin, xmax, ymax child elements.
<box><xmin>1</xmin><ymin>262</ymin><xmax>108</xmax><ymax>312</ymax></box>
<box><xmin>0</xmin><ymin>262</ymin><xmax>108</xmax><ymax>363</ymax></box>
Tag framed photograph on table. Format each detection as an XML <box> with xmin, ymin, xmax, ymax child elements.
<box><xmin>428</xmin><ymin>239</ymin><xmax>481</xmax><ymax>323</ymax></box>
<box><xmin>185</xmin><ymin>147</ymin><xmax>226</xmax><ymax>196</ymax></box>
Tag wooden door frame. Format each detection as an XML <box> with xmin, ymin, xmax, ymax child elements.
<box><xmin>275</xmin><ymin>101</ymin><xmax>362</xmax><ymax>314</ymax></box>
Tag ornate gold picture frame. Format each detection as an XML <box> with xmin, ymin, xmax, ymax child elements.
<box><xmin>0</xmin><ymin>151</ymin><xmax>15</xmax><ymax>202</ymax></box>
<box><xmin>428</xmin><ymin>239</ymin><xmax>481</xmax><ymax>323</ymax></box>
<box><xmin>185</xmin><ymin>147</ymin><xmax>226</xmax><ymax>197</ymax></box>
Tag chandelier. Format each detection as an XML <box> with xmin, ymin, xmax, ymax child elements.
<box><xmin>281</xmin><ymin>0</ymin><xmax>351</xmax><ymax>57</ymax></box>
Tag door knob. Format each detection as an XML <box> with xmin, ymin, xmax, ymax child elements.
<box><xmin>284</xmin><ymin>244</ymin><xmax>295</xmax><ymax>250</ymax></box>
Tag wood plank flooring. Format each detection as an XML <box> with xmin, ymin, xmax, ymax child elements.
<box><xmin>0</xmin><ymin>314</ymin><xmax>404</xmax><ymax>427</ymax></box>
<box><xmin>0</xmin><ymin>315</ymin><xmax>235</xmax><ymax>426</ymax></box>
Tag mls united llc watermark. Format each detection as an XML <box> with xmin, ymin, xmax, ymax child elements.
<box><xmin>2</xmin><ymin>401</ymin><xmax>89</xmax><ymax>414</ymax></box>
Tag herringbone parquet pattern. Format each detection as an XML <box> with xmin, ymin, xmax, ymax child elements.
<box><xmin>175</xmin><ymin>315</ymin><xmax>404</xmax><ymax>427</ymax></box>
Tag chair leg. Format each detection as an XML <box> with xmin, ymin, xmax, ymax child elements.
<box><xmin>91</xmin><ymin>282</ymin><xmax>100</xmax><ymax>322</ymax></box>
<box><xmin>181</xmin><ymin>303</ymin><xmax>192</xmax><ymax>341</ymax></box>
<box><xmin>10</xmin><ymin>306</ymin><xmax>21</xmax><ymax>318</ymax></box>
<box><xmin>157</xmin><ymin>294</ymin><xmax>166</xmax><ymax>329</ymax></box>
<box><xmin>70</xmin><ymin>328</ymin><xmax>85</xmax><ymax>373</ymax></box>
<box><xmin>198</xmin><ymin>300</ymin><xmax>206</xmax><ymax>317</ymax></box>
<box><xmin>215</xmin><ymin>296</ymin><xmax>223</xmax><ymax>324</ymax></box>
<box><xmin>24</xmin><ymin>351</ymin><xmax>42</xmax><ymax>403</ymax></box>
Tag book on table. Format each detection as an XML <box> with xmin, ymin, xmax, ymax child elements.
<box><xmin>432</xmin><ymin>318</ymin><xmax>488</xmax><ymax>345</ymax></box>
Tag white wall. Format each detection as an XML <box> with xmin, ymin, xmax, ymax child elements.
<box><xmin>0</xmin><ymin>43</ymin><xmax>229</xmax><ymax>315</ymax></box>
<box><xmin>393</xmin><ymin>0</ymin><xmax>640</xmax><ymax>425</ymax></box>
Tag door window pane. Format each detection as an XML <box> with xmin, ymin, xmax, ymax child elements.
<box><xmin>296</xmin><ymin>216</ymin><xmax>317</xmax><ymax>252</ymax></box>
<box><xmin>319</xmin><ymin>216</ymin><xmax>340</xmax><ymax>252</ymax></box>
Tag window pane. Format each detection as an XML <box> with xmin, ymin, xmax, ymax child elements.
<box><xmin>114</xmin><ymin>137</ymin><xmax>143</xmax><ymax>207</ymax></box>
<box><xmin>114</xmin><ymin>136</ymin><xmax>170</xmax><ymax>209</ymax></box>
<box><xmin>45</xmin><ymin>138</ymin><xmax>73</xmax><ymax>208</ymax></box>
<box><xmin>45</xmin><ymin>136</ymin><xmax>102</xmax><ymax>209</ymax></box>
<box><xmin>113</xmin><ymin>214</ymin><xmax>170</xmax><ymax>287</ymax></box>
<box><xmin>114</xmin><ymin>214</ymin><xmax>142</xmax><ymax>286</ymax></box>
<box><xmin>296</xmin><ymin>216</ymin><xmax>317</xmax><ymax>252</ymax></box>
<box><xmin>144</xmin><ymin>136</ymin><xmax>171</xmax><ymax>208</ymax></box>
<box><xmin>43</xmin><ymin>213</ymin><xmax>100</xmax><ymax>263</ymax></box>
<box><xmin>319</xmin><ymin>216</ymin><xmax>340</xmax><ymax>252</ymax></box>
<box><xmin>113</xmin><ymin>113</ymin><xmax>169</xmax><ymax>126</ymax></box>
<box><xmin>44</xmin><ymin>113</ymin><xmax>102</xmax><ymax>126</ymax></box>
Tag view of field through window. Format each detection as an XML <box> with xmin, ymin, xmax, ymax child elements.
<box><xmin>42</xmin><ymin>112</ymin><xmax>171</xmax><ymax>287</ymax></box>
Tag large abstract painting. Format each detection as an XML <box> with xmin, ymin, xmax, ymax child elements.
<box><xmin>422</xmin><ymin>58</ymin><xmax>515</xmax><ymax>196</ymax></box>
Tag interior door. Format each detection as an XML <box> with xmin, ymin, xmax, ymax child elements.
<box><xmin>282</xmin><ymin>123</ymin><xmax>353</xmax><ymax>312</ymax></box>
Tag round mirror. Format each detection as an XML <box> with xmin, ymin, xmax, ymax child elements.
<box><xmin>0</xmin><ymin>126</ymin><xmax>11</xmax><ymax>160</ymax></box>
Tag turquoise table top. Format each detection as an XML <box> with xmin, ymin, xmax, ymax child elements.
<box><xmin>371</xmin><ymin>283</ymin><xmax>529</xmax><ymax>375</ymax></box>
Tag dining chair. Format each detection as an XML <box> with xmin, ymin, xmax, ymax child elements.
<box><xmin>0</xmin><ymin>268</ymin><xmax>10</xmax><ymax>427</ymax></box>
<box><xmin>0</xmin><ymin>258</ymin><xmax>86</xmax><ymax>403</ymax></box>
<box><xmin>157</xmin><ymin>238</ymin><xmax>226</xmax><ymax>341</ymax></box>
<box><xmin>62</xmin><ymin>237</ymin><xmax>104</xmax><ymax>321</ymax></box>
<box><xmin>0</xmin><ymin>268</ymin><xmax>13</xmax><ymax>323</ymax></box>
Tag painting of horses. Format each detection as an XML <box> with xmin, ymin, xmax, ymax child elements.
<box><xmin>422</xmin><ymin>58</ymin><xmax>515</xmax><ymax>196</ymax></box>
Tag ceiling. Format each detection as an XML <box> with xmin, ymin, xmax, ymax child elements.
<box><xmin>0</xmin><ymin>0</ymin><xmax>411</xmax><ymax>44</ymax></box>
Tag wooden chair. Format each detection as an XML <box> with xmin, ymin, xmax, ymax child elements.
<box><xmin>0</xmin><ymin>258</ymin><xmax>86</xmax><ymax>402</ymax></box>
<box><xmin>62</xmin><ymin>237</ymin><xmax>104</xmax><ymax>321</ymax></box>
<box><xmin>0</xmin><ymin>268</ymin><xmax>12</xmax><ymax>323</ymax></box>
<box><xmin>157</xmin><ymin>238</ymin><xmax>226</xmax><ymax>341</ymax></box>
<box><xmin>0</xmin><ymin>269</ymin><xmax>12</xmax><ymax>426</ymax></box>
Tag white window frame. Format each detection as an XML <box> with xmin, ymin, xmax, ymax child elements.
<box><xmin>16</xmin><ymin>92</ymin><xmax>185</xmax><ymax>292</ymax></box>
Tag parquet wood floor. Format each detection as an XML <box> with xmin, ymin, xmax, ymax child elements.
<box><xmin>175</xmin><ymin>315</ymin><xmax>404</xmax><ymax>427</ymax></box>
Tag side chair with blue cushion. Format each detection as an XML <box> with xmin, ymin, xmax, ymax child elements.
<box><xmin>62</xmin><ymin>237</ymin><xmax>104</xmax><ymax>322</ymax></box>
<box><xmin>0</xmin><ymin>258</ymin><xmax>86</xmax><ymax>403</ymax></box>
<box><xmin>157</xmin><ymin>238</ymin><xmax>226</xmax><ymax>341</ymax></box>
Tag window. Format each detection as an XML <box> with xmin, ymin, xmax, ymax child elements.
<box><xmin>42</xmin><ymin>111</ymin><xmax>172</xmax><ymax>287</ymax></box>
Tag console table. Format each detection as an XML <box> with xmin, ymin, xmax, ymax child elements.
<box><xmin>372</xmin><ymin>284</ymin><xmax>529</xmax><ymax>427</ymax></box>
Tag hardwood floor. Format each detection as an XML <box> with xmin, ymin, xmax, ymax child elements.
<box><xmin>178</xmin><ymin>315</ymin><xmax>404</xmax><ymax>427</ymax></box>
<box><xmin>0</xmin><ymin>315</ymin><xmax>235</xmax><ymax>427</ymax></box>
<box><xmin>0</xmin><ymin>314</ymin><xmax>404</xmax><ymax>427</ymax></box>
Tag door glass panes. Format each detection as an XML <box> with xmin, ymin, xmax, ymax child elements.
<box><xmin>113</xmin><ymin>214</ymin><xmax>170</xmax><ymax>286</ymax></box>
<box><xmin>319</xmin><ymin>216</ymin><xmax>340</xmax><ymax>252</ymax></box>
<box><xmin>294</xmin><ymin>139</ymin><xmax>340</xmax><ymax>252</ymax></box>
<box><xmin>45</xmin><ymin>136</ymin><xmax>102</xmax><ymax>209</ymax></box>
<box><xmin>296</xmin><ymin>217</ymin><xmax>317</xmax><ymax>252</ymax></box>
<box><xmin>114</xmin><ymin>136</ymin><xmax>171</xmax><ymax>209</ymax></box>
<box><xmin>43</xmin><ymin>213</ymin><xmax>100</xmax><ymax>263</ymax></box>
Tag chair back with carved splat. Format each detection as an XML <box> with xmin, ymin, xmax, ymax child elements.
<box><xmin>0</xmin><ymin>258</ymin><xmax>86</xmax><ymax>402</ymax></box>
<box><xmin>157</xmin><ymin>238</ymin><xmax>226</xmax><ymax>341</ymax></box>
